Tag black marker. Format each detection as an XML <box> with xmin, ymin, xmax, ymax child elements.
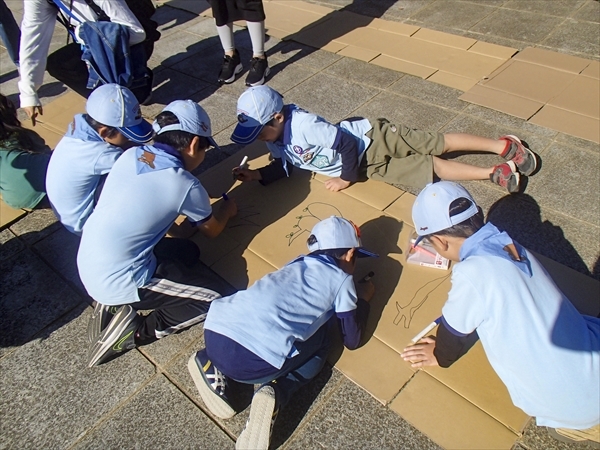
<box><xmin>361</xmin><ymin>271</ymin><xmax>375</xmax><ymax>282</ymax></box>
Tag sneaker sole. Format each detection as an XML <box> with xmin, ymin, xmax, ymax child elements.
<box><xmin>245</xmin><ymin>67</ymin><xmax>271</xmax><ymax>87</ymax></box>
<box><xmin>219</xmin><ymin>63</ymin><xmax>243</xmax><ymax>84</ymax></box>
<box><xmin>187</xmin><ymin>353</ymin><xmax>236</xmax><ymax>419</ymax></box>
<box><xmin>502</xmin><ymin>134</ymin><xmax>538</xmax><ymax>176</ymax></box>
<box><xmin>236</xmin><ymin>386</ymin><xmax>275</xmax><ymax>450</ymax></box>
<box><xmin>87</xmin><ymin>306</ymin><xmax>137</xmax><ymax>368</ymax></box>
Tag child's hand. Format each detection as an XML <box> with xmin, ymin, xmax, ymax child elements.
<box><xmin>324</xmin><ymin>177</ymin><xmax>351</xmax><ymax>192</ymax></box>
<box><xmin>356</xmin><ymin>280</ymin><xmax>375</xmax><ymax>302</ymax></box>
<box><xmin>400</xmin><ymin>337</ymin><xmax>439</xmax><ymax>368</ymax></box>
<box><xmin>24</xmin><ymin>105</ymin><xmax>43</xmax><ymax>126</ymax></box>
<box><xmin>219</xmin><ymin>197</ymin><xmax>238</xmax><ymax>218</ymax></box>
<box><xmin>232</xmin><ymin>167</ymin><xmax>260</xmax><ymax>182</ymax></box>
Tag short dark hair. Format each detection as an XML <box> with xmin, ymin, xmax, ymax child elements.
<box><xmin>306</xmin><ymin>235</ymin><xmax>356</xmax><ymax>263</ymax></box>
<box><xmin>153</xmin><ymin>110</ymin><xmax>209</xmax><ymax>152</ymax></box>
<box><xmin>424</xmin><ymin>197</ymin><xmax>484</xmax><ymax>240</ymax></box>
<box><xmin>83</xmin><ymin>114</ymin><xmax>119</xmax><ymax>138</ymax></box>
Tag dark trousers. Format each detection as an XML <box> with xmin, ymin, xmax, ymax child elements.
<box><xmin>134</xmin><ymin>238</ymin><xmax>235</xmax><ymax>345</ymax></box>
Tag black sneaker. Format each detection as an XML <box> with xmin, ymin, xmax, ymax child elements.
<box><xmin>187</xmin><ymin>349</ymin><xmax>236</xmax><ymax>419</ymax></box>
<box><xmin>87</xmin><ymin>305</ymin><xmax>141</xmax><ymax>368</ymax></box>
<box><xmin>87</xmin><ymin>303</ymin><xmax>120</xmax><ymax>345</ymax></box>
<box><xmin>218</xmin><ymin>49</ymin><xmax>242</xmax><ymax>85</ymax></box>
<box><xmin>245</xmin><ymin>57</ymin><xmax>270</xmax><ymax>87</ymax></box>
<box><xmin>236</xmin><ymin>382</ymin><xmax>279</xmax><ymax>450</ymax></box>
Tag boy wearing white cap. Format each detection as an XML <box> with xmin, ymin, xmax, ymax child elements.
<box><xmin>230</xmin><ymin>86</ymin><xmax>539</xmax><ymax>194</ymax></box>
<box><xmin>46</xmin><ymin>83</ymin><xmax>153</xmax><ymax>235</ymax></box>
<box><xmin>401</xmin><ymin>181</ymin><xmax>599</xmax><ymax>446</ymax></box>
<box><xmin>79</xmin><ymin>100</ymin><xmax>237</xmax><ymax>368</ymax></box>
<box><xmin>188</xmin><ymin>216</ymin><xmax>376</xmax><ymax>449</ymax></box>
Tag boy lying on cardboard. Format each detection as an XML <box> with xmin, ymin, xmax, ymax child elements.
<box><xmin>400</xmin><ymin>181</ymin><xmax>600</xmax><ymax>446</ymax></box>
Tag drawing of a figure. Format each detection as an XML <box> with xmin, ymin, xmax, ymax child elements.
<box><xmin>286</xmin><ymin>202</ymin><xmax>343</xmax><ymax>246</ymax></box>
<box><xmin>394</xmin><ymin>274</ymin><xmax>450</xmax><ymax>328</ymax></box>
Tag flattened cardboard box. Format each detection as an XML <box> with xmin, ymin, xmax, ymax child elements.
<box><xmin>460</xmin><ymin>47</ymin><xmax>599</xmax><ymax>143</ymax></box>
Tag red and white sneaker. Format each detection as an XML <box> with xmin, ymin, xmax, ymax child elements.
<box><xmin>500</xmin><ymin>135</ymin><xmax>538</xmax><ymax>176</ymax></box>
<box><xmin>490</xmin><ymin>160</ymin><xmax>520</xmax><ymax>193</ymax></box>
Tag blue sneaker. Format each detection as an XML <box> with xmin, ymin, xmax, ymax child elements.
<box><xmin>188</xmin><ymin>349</ymin><xmax>235</xmax><ymax>419</ymax></box>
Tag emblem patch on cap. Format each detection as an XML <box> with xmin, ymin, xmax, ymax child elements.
<box><xmin>293</xmin><ymin>145</ymin><xmax>305</xmax><ymax>155</ymax></box>
<box><xmin>237</xmin><ymin>113</ymin><xmax>248</xmax><ymax>123</ymax></box>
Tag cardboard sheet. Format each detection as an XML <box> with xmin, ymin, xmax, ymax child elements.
<box><xmin>0</xmin><ymin>200</ymin><xmax>26</xmax><ymax>229</ymax></box>
<box><xmin>460</xmin><ymin>47</ymin><xmax>599</xmax><ymax>143</ymax></box>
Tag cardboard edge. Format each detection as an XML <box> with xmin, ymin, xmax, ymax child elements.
<box><xmin>371</xmin><ymin>55</ymin><xmax>437</xmax><ymax>79</ymax></box>
<box><xmin>459</xmin><ymin>85</ymin><xmax>544</xmax><ymax>120</ymax></box>
<box><xmin>529</xmin><ymin>105</ymin><xmax>600</xmax><ymax>144</ymax></box>
<box><xmin>412</xmin><ymin>28</ymin><xmax>477</xmax><ymax>50</ymax></box>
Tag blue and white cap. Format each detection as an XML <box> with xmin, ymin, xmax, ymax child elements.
<box><xmin>153</xmin><ymin>100</ymin><xmax>218</xmax><ymax>149</ymax></box>
<box><xmin>231</xmin><ymin>85</ymin><xmax>284</xmax><ymax>145</ymax></box>
<box><xmin>412</xmin><ymin>182</ymin><xmax>479</xmax><ymax>244</ymax></box>
<box><xmin>308</xmin><ymin>216</ymin><xmax>378</xmax><ymax>258</ymax></box>
<box><xmin>86</xmin><ymin>83</ymin><xmax>152</xmax><ymax>144</ymax></box>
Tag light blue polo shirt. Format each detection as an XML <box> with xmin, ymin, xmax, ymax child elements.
<box><xmin>266</xmin><ymin>106</ymin><xmax>371</xmax><ymax>177</ymax></box>
<box><xmin>46</xmin><ymin>114</ymin><xmax>124</xmax><ymax>235</ymax></box>
<box><xmin>204</xmin><ymin>254</ymin><xmax>358</xmax><ymax>369</ymax></box>
<box><xmin>442</xmin><ymin>223</ymin><xmax>600</xmax><ymax>429</ymax></box>
<box><xmin>77</xmin><ymin>144</ymin><xmax>212</xmax><ymax>305</ymax></box>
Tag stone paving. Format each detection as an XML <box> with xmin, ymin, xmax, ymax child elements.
<box><xmin>1</xmin><ymin>1</ymin><xmax>598</xmax><ymax>449</ymax></box>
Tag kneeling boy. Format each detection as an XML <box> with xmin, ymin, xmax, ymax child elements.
<box><xmin>188</xmin><ymin>216</ymin><xmax>376</xmax><ymax>449</ymax></box>
<box><xmin>401</xmin><ymin>181</ymin><xmax>599</xmax><ymax>446</ymax></box>
<box><xmin>79</xmin><ymin>100</ymin><xmax>237</xmax><ymax>367</ymax></box>
<box><xmin>46</xmin><ymin>83</ymin><xmax>153</xmax><ymax>234</ymax></box>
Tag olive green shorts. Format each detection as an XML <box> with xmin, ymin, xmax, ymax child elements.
<box><xmin>363</xmin><ymin>118</ymin><xmax>445</xmax><ymax>189</ymax></box>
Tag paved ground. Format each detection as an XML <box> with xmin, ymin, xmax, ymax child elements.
<box><xmin>1</xmin><ymin>1</ymin><xmax>598</xmax><ymax>449</ymax></box>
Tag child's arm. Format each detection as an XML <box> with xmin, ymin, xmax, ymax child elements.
<box><xmin>324</xmin><ymin>130</ymin><xmax>360</xmax><ymax>192</ymax></box>
<box><xmin>195</xmin><ymin>197</ymin><xmax>238</xmax><ymax>238</ymax></box>
<box><xmin>233</xmin><ymin>158</ymin><xmax>294</xmax><ymax>185</ymax></box>
<box><xmin>400</xmin><ymin>320</ymin><xmax>479</xmax><ymax>368</ymax></box>
<box><xmin>335</xmin><ymin>278</ymin><xmax>375</xmax><ymax>349</ymax></box>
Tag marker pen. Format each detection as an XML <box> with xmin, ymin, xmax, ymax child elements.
<box><xmin>410</xmin><ymin>317</ymin><xmax>441</xmax><ymax>344</ymax></box>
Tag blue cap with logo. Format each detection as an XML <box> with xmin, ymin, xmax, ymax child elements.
<box><xmin>231</xmin><ymin>85</ymin><xmax>284</xmax><ymax>145</ymax></box>
<box><xmin>152</xmin><ymin>100</ymin><xmax>219</xmax><ymax>149</ymax></box>
<box><xmin>412</xmin><ymin>181</ymin><xmax>479</xmax><ymax>245</ymax></box>
<box><xmin>86</xmin><ymin>83</ymin><xmax>153</xmax><ymax>144</ymax></box>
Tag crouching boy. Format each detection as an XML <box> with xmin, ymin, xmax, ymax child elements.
<box><xmin>188</xmin><ymin>216</ymin><xmax>376</xmax><ymax>449</ymax></box>
<box><xmin>401</xmin><ymin>181</ymin><xmax>599</xmax><ymax>446</ymax></box>
<box><xmin>78</xmin><ymin>100</ymin><xmax>237</xmax><ymax>367</ymax></box>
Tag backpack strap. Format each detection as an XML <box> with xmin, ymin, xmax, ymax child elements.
<box><xmin>81</xmin><ymin>0</ymin><xmax>110</xmax><ymax>22</ymax></box>
<box><xmin>48</xmin><ymin>0</ymin><xmax>110</xmax><ymax>42</ymax></box>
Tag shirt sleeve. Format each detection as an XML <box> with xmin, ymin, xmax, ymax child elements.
<box><xmin>179</xmin><ymin>179</ymin><xmax>213</xmax><ymax>224</ymax></box>
<box><xmin>298</xmin><ymin>115</ymin><xmax>338</xmax><ymax>150</ymax></box>
<box><xmin>18</xmin><ymin>0</ymin><xmax>58</xmax><ymax>107</ymax></box>
<box><xmin>96</xmin><ymin>0</ymin><xmax>146</xmax><ymax>44</ymax></box>
<box><xmin>336</xmin><ymin>298</ymin><xmax>370</xmax><ymax>349</ymax></box>
<box><xmin>258</xmin><ymin>158</ymin><xmax>293</xmax><ymax>185</ymax></box>
<box><xmin>441</xmin><ymin>266</ymin><xmax>485</xmax><ymax>335</ymax></box>
<box><xmin>433</xmin><ymin>320</ymin><xmax>479</xmax><ymax>368</ymax></box>
<box><xmin>333</xmin><ymin>129</ymin><xmax>360</xmax><ymax>182</ymax></box>
<box><xmin>93</xmin><ymin>146</ymin><xmax>123</xmax><ymax>175</ymax></box>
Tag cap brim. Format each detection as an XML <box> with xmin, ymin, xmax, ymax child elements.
<box><xmin>118</xmin><ymin>120</ymin><xmax>154</xmax><ymax>144</ymax></box>
<box><xmin>231</xmin><ymin>123</ymin><xmax>264</xmax><ymax>145</ymax></box>
<box><xmin>357</xmin><ymin>248</ymin><xmax>378</xmax><ymax>258</ymax></box>
<box><xmin>413</xmin><ymin>235</ymin><xmax>425</xmax><ymax>247</ymax></box>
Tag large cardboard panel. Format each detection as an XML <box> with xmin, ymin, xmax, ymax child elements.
<box><xmin>514</xmin><ymin>47</ymin><xmax>590</xmax><ymax>74</ymax></box>
<box><xmin>263</xmin><ymin>1</ymin><xmax>326</xmax><ymax>36</ymax></box>
<box><xmin>367</xmin><ymin>18</ymin><xmax>419</xmax><ymax>36</ymax></box>
<box><xmin>412</xmin><ymin>28</ymin><xmax>476</xmax><ymax>50</ymax></box>
<box><xmin>436</xmin><ymin>51</ymin><xmax>507</xmax><ymax>81</ymax></box>
<box><xmin>0</xmin><ymin>200</ymin><xmax>26</xmax><ymax>228</ymax></box>
<box><xmin>22</xmin><ymin>122</ymin><xmax>64</xmax><ymax>150</ymax></box>
<box><xmin>390</xmin><ymin>372</ymin><xmax>519</xmax><ymax>450</ymax></box>
<box><xmin>546</xmin><ymin>75</ymin><xmax>599</xmax><ymax>119</ymax></box>
<box><xmin>337</xmin><ymin>45</ymin><xmax>379</xmax><ymax>63</ymax></box>
<box><xmin>270</xmin><ymin>0</ymin><xmax>334</xmax><ymax>16</ymax></box>
<box><xmin>427</xmin><ymin>71</ymin><xmax>478</xmax><ymax>92</ymax></box>
<box><xmin>459</xmin><ymin>85</ymin><xmax>544</xmax><ymax>120</ymax></box>
<box><xmin>331</xmin><ymin>336</ymin><xmax>415</xmax><ymax>404</ymax></box>
<box><xmin>467</xmin><ymin>41</ymin><xmax>517</xmax><ymax>60</ymax></box>
<box><xmin>482</xmin><ymin>61</ymin><xmax>577</xmax><ymax>103</ymax></box>
<box><xmin>384</xmin><ymin>191</ymin><xmax>415</xmax><ymax>228</ymax></box>
<box><xmin>370</xmin><ymin>55</ymin><xmax>437</xmax><ymax>79</ymax></box>
<box><xmin>425</xmin><ymin>341</ymin><xmax>530</xmax><ymax>433</ymax></box>
<box><xmin>210</xmin><ymin>247</ymin><xmax>277</xmax><ymax>290</ymax></box>
<box><xmin>312</xmin><ymin>173</ymin><xmax>404</xmax><ymax>212</ymax></box>
<box><xmin>533</xmin><ymin>251</ymin><xmax>600</xmax><ymax>317</ymax></box>
<box><xmin>529</xmin><ymin>105</ymin><xmax>599</xmax><ymax>144</ymax></box>
<box><xmin>34</xmin><ymin>91</ymin><xmax>86</xmax><ymax>134</ymax></box>
<box><xmin>581</xmin><ymin>60</ymin><xmax>600</xmax><ymax>79</ymax></box>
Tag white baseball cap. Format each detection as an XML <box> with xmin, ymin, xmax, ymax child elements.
<box><xmin>231</xmin><ymin>85</ymin><xmax>284</xmax><ymax>145</ymax></box>
<box><xmin>86</xmin><ymin>83</ymin><xmax>152</xmax><ymax>144</ymax></box>
<box><xmin>153</xmin><ymin>100</ymin><xmax>218</xmax><ymax>149</ymax></box>
<box><xmin>412</xmin><ymin>182</ymin><xmax>479</xmax><ymax>242</ymax></box>
<box><xmin>308</xmin><ymin>216</ymin><xmax>378</xmax><ymax>258</ymax></box>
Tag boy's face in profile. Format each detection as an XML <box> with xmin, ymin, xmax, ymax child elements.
<box><xmin>100</xmin><ymin>128</ymin><xmax>133</xmax><ymax>149</ymax></box>
<box><xmin>257</xmin><ymin>113</ymin><xmax>285</xmax><ymax>143</ymax></box>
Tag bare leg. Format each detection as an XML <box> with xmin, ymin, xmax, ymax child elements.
<box><xmin>443</xmin><ymin>133</ymin><xmax>506</xmax><ymax>155</ymax></box>
<box><xmin>433</xmin><ymin>156</ymin><xmax>493</xmax><ymax>181</ymax></box>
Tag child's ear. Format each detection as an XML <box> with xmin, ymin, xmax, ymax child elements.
<box><xmin>97</xmin><ymin>126</ymin><xmax>114</xmax><ymax>139</ymax></box>
<box><xmin>342</xmin><ymin>248</ymin><xmax>356</xmax><ymax>262</ymax></box>
<box><xmin>185</xmin><ymin>136</ymin><xmax>200</xmax><ymax>157</ymax></box>
<box><xmin>429</xmin><ymin>235</ymin><xmax>449</xmax><ymax>251</ymax></box>
<box><xmin>272</xmin><ymin>112</ymin><xmax>285</xmax><ymax>124</ymax></box>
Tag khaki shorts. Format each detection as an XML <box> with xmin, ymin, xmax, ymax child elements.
<box><xmin>363</xmin><ymin>118</ymin><xmax>445</xmax><ymax>189</ymax></box>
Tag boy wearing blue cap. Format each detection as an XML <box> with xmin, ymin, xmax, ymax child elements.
<box><xmin>230</xmin><ymin>86</ymin><xmax>539</xmax><ymax>194</ymax></box>
<box><xmin>46</xmin><ymin>83</ymin><xmax>153</xmax><ymax>235</ymax></box>
<box><xmin>79</xmin><ymin>99</ymin><xmax>237</xmax><ymax>367</ymax></box>
<box><xmin>401</xmin><ymin>181</ymin><xmax>599</xmax><ymax>446</ymax></box>
<box><xmin>187</xmin><ymin>216</ymin><xmax>376</xmax><ymax>450</ymax></box>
